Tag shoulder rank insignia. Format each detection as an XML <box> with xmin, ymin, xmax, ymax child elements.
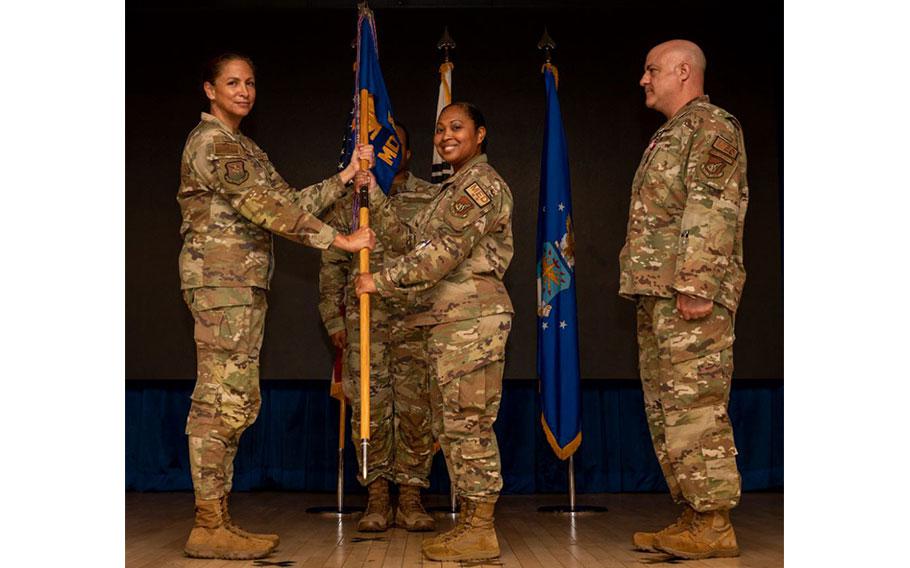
<box><xmin>451</xmin><ymin>195</ymin><xmax>475</xmax><ymax>218</ymax></box>
<box><xmin>224</xmin><ymin>160</ymin><xmax>249</xmax><ymax>185</ymax></box>
<box><xmin>464</xmin><ymin>182</ymin><xmax>491</xmax><ymax>208</ymax></box>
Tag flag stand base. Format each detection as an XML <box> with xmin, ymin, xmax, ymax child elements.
<box><xmin>536</xmin><ymin>456</ymin><xmax>607</xmax><ymax>515</ymax></box>
<box><xmin>537</xmin><ymin>505</ymin><xmax>607</xmax><ymax>515</ymax></box>
<box><xmin>305</xmin><ymin>505</ymin><xmax>365</xmax><ymax>516</ymax></box>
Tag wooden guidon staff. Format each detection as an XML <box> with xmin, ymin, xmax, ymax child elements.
<box><xmin>358</xmin><ymin>87</ymin><xmax>371</xmax><ymax>481</ymax></box>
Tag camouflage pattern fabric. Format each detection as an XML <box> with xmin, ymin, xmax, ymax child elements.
<box><xmin>183</xmin><ymin>287</ymin><xmax>267</xmax><ymax>500</ymax></box>
<box><xmin>318</xmin><ymin>172</ymin><xmax>438</xmax><ymax>487</ymax></box>
<box><xmin>619</xmin><ymin>96</ymin><xmax>748</xmax><ymax>512</ymax></box>
<box><xmin>371</xmin><ymin>154</ymin><xmax>514</xmax><ymax>327</ymax></box>
<box><xmin>636</xmin><ymin>296</ymin><xmax>740</xmax><ymax>511</ymax></box>
<box><xmin>618</xmin><ymin>96</ymin><xmax>749</xmax><ymax>314</ymax></box>
<box><xmin>178</xmin><ymin>112</ymin><xmax>345</xmax><ymax>290</ymax></box>
<box><xmin>369</xmin><ymin>156</ymin><xmax>514</xmax><ymax>503</ymax></box>
<box><xmin>426</xmin><ymin>315</ymin><xmax>511</xmax><ymax>502</ymax></box>
<box><xmin>388</xmin><ymin>319</ymin><xmax>434</xmax><ymax>487</ymax></box>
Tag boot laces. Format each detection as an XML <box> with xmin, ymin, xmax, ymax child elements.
<box><xmin>400</xmin><ymin>493</ymin><xmax>427</xmax><ymax>514</ymax></box>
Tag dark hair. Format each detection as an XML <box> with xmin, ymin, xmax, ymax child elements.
<box><xmin>202</xmin><ymin>52</ymin><xmax>256</xmax><ymax>86</ymax></box>
<box><xmin>440</xmin><ymin>101</ymin><xmax>488</xmax><ymax>153</ymax></box>
<box><xmin>395</xmin><ymin>121</ymin><xmax>410</xmax><ymax>153</ymax></box>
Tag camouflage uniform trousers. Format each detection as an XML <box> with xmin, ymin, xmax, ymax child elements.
<box><xmin>183</xmin><ymin>286</ymin><xmax>267</xmax><ymax>501</ymax></box>
<box><xmin>636</xmin><ymin>296</ymin><xmax>741</xmax><ymax>512</ymax></box>
<box><xmin>343</xmin><ymin>297</ymin><xmax>434</xmax><ymax>488</ymax></box>
<box><xmin>425</xmin><ymin>314</ymin><xmax>511</xmax><ymax>504</ymax></box>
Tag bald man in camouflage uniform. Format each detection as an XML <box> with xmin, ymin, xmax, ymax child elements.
<box><xmin>179</xmin><ymin>109</ymin><xmax>374</xmax><ymax>559</ymax></box>
<box><xmin>356</xmin><ymin>149</ymin><xmax>513</xmax><ymax>562</ymax></box>
<box><xmin>619</xmin><ymin>40</ymin><xmax>749</xmax><ymax>560</ymax></box>
<box><xmin>318</xmin><ymin>125</ymin><xmax>439</xmax><ymax>532</ymax></box>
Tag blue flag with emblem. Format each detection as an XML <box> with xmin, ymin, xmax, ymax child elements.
<box><xmin>537</xmin><ymin>63</ymin><xmax>581</xmax><ymax>460</ymax></box>
<box><xmin>353</xmin><ymin>5</ymin><xmax>401</xmax><ymax>195</ymax></box>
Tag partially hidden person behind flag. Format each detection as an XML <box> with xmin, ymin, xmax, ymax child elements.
<box><xmin>619</xmin><ymin>39</ymin><xmax>749</xmax><ymax>560</ymax></box>
<box><xmin>317</xmin><ymin>122</ymin><xmax>439</xmax><ymax>533</ymax></box>
<box><xmin>178</xmin><ymin>52</ymin><xmax>376</xmax><ymax>561</ymax></box>
<box><xmin>355</xmin><ymin>102</ymin><xmax>513</xmax><ymax>563</ymax></box>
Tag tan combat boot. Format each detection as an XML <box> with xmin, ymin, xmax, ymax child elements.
<box><xmin>422</xmin><ymin>497</ymin><xmax>473</xmax><ymax>548</ymax></box>
<box><xmin>357</xmin><ymin>478</ymin><xmax>392</xmax><ymax>532</ymax></box>
<box><xmin>422</xmin><ymin>500</ymin><xmax>499</xmax><ymax>562</ymax></box>
<box><xmin>395</xmin><ymin>484</ymin><xmax>435</xmax><ymax>531</ymax></box>
<box><xmin>632</xmin><ymin>505</ymin><xmax>695</xmax><ymax>552</ymax></box>
<box><xmin>221</xmin><ymin>493</ymin><xmax>280</xmax><ymax>547</ymax></box>
<box><xmin>654</xmin><ymin>509</ymin><xmax>739</xmax><ymax>559</ymax></box>
<box><xmin>184</xmin><ymin>497</ymin><xmax>274</xmax><ymax>560</ymax></box>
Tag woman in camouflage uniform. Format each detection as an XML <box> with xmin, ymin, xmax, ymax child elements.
<box><xmin>178</xmin><ymin>53</ymin><xmax>375</xmax><ymax>560</ymax></box>
<box><xmin>356</xmin><ymin>103</ymin><xmax>513</xmax><ymax>562</ymax></box>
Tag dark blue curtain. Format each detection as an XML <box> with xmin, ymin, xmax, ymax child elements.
<box><xmin>126</xmin><ymin>379</ymin><xmax>782</xmax><ymax>494</ymax></box>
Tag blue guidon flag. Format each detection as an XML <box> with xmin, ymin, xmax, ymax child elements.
<box><xmin>353</xmin><ymin>4</ymin><xmax>401</xmax><ymax>195</ymax></box>
<box><xmin>536</xmin><ymin>63</ymin><xmax>581</xmax><ymax>460</ymax></box>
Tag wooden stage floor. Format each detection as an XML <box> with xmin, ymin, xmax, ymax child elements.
<box><xmin>126</xmin><ymin>492</ymin><xmax>782</xmax><ymax>568</ymax></box>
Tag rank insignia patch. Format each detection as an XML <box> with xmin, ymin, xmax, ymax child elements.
<box><xmin>224</xmin><ymin>160</ymin><xmax>249</xmax><ymax>185</ymax></box>
<box><xmin>451</xmin><ymin>195</ymin><xmax>474</xmax><ymax>218</ymax></box>
<box><xmin>464</xmin><ymin>183</ymin><xmax>491</xmax><ymax>208</ymax></box>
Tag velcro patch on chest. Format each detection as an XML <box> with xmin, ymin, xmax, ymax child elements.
<box><xmin>214</xmin><ymin>142</ymin><xmax>241</xmax><ymax>156</ymax></box>
<box><xmin>224</xmin><ymin>160</ymin><xmax>249</xmax><ymax>185</ymax></box>
<box><xmin>451</xmin><ymin>195</ymin><xmax>475</xmax><ymax>218</ymax></box>
<box><xmin>711</xmin><ymin>136</ymin><xmax>738</xmax><ymax>163</ymax></box>
<box><xmin>464</xmin><ymin>182</ymin><xmax>491</xmax><ymax>208</ymax></box>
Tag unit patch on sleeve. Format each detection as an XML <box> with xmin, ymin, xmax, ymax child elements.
<box><xmin>451</xmin><ymin>195</ymin><xmax>475</xmax><ymax>218</ymax></box>
<box><xmin>464</xmin><ymin>182</ymin><xmax>491</xmax><ymax>208</ymax></box>
<box><xmin>700</xmin><ymin>153</ymin><xmax>729</xmax><ymax>178</ymax></box>
<box><xmin>224</xmin><ymin>160</ymin><xmax>249</xmax><ymax>185</ymax></box>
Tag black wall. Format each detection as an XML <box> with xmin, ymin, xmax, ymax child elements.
<box><xmin>126</xmin><ymin>1</ymin><xmax>782</xmax><ymax>380</ymax></box>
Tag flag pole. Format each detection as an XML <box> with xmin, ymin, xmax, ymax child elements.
<box><xmin>534</xmin><ymin>28</ymin><xmax>605</xmax><ymax>516</ymax></box>
<box><xmin>358</xmin><ymin>85</ymin><xmax>371</xmax><ymax>482</ymax></box>
<box><xmin>306</xmin><ymin>369</ymin><xmax>364</xmax><ymax>516</ymax></box>
<box><xmin>440</xmin><ymin>25</ymin><xmax>458</xmax><ymax>517</ymax></box>
<box><xmin>338</xmin><ymin>397</ymin><xmax>347</xmax><ymax>511</ymax></box>
<box><xmin>355</xmin><ymin>0</ymin><xmax>373</xmax><ymax>483</ymax></box>
<box><xmin>430</xmin><ymin>25</ymin><xmax>455</xmax><ymax>184</ymax></box>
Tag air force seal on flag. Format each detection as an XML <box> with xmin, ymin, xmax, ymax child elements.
<box><xmin>537</xmin><ymin>240</ymin><xmax>571</xmax><ymax>318</ymax></box>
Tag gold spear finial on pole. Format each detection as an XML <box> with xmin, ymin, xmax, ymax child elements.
<box><xmin>438</xmin><ymin>25</ymin><xmax>456</xmax><ymax>63</ymax></box>
<box><xmin>538</xmin><ymin>27</ymin><xmax>558</xmax><ymax>87</ymax></box>
<box><xmin>537</xmin><ymin>26</ymin><xmax>556</xmax><ymax>64</ymax></box>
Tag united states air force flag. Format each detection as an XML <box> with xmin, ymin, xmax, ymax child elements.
<box><xmin>537</xmin><ymin>63</ymin><xmax>581</xmax><ymax>460</ymax></box>
<box><xmin>354</xmin><ymin>4</ymin><xmax>401</xmax><ymax>195</ymax></box>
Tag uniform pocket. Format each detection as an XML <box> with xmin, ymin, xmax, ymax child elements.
<box><xmin>435</xmin><ymin>316</ymin><xmax>510</xmax><ymax>385</ymax></box>
<box><xmin>190</xmin><ymin>288</ymin><xmax>256</xmax><ymax>352</ymax></box>
<box><xmin>663</xmin><ymin>302</ymin><xmax>734</xmax><ymax>364</ymax></box>
<box><xmin>460</xmin><ymin>436</ymin><xmax>497</xmax><ymax>460</ymax></box>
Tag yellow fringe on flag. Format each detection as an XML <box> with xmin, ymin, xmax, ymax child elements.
<box><xmin>541</xmin><ymin>413</ymin><xmax>581</xmax><ymax>460</ymax></box>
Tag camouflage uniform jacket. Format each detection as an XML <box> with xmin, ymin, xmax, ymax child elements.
<box><xmin>178</xmin><ymin>112</ymin><xmax>344</xmax><ymax>290</ymax></box>
<box><xmin>317</xmin><ymin>172</ymin><xmax>439</xmax><ymax>335</ymax></box>
<box><xmin>618</xmin><ymin>96</ymin><xmax>749</xmax><ymax>312</ymax></box>
<box><xmin>373</xmin><ymin>154</ymin><xmax>514</xmax><ymax>326</ymax></box>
